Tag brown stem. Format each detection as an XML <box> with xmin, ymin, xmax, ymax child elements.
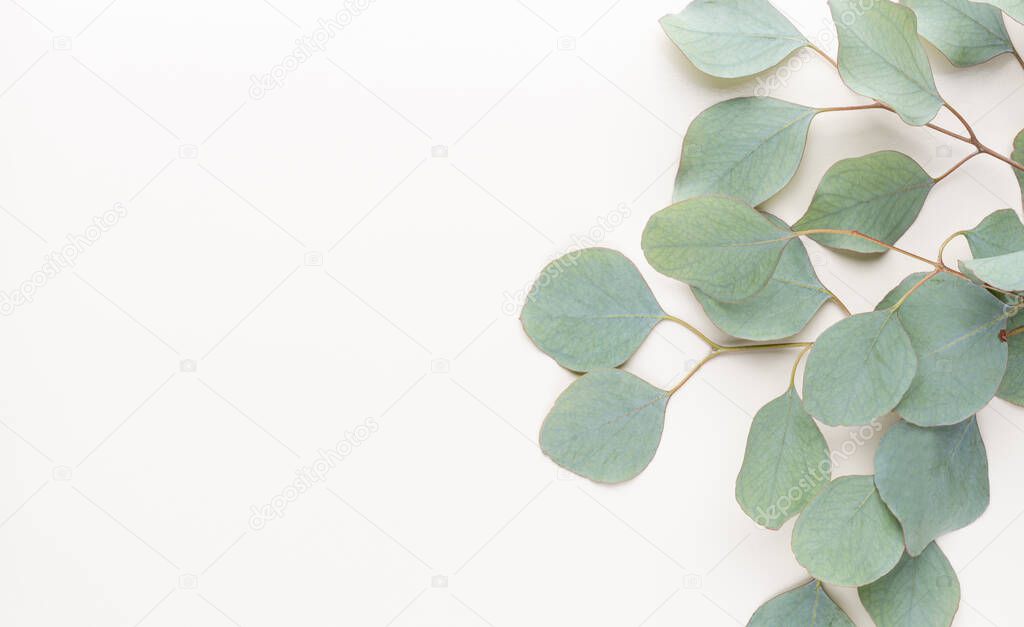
<box><xmin>1007</xmin><ymin>326</ymin><xmax>1024</xmax><ymax>340</ymax></box>
<box><xmin>934</xmin><ymin>151</ymin><xmax>981</xmax><ymax>183</ymax></box>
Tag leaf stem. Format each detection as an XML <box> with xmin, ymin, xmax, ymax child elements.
<box><xmin>816</xmin><ymin>103</ymin><xmax>887</xmax><ymax>114</ymax></box>
<box><xmin>830</xmin><ymin>294</ymin><xmax>852</xmax><ymax>317</ymax></box>
<box><xmin>789</xmin><ymin>343</ymin><xmax>814</xmax><ymax>387</ymax></box>
<box><xmin>933</xmin><ymin>151</ymin><xmax>980</xmax><ymax>183</ymax></box>
<box><xmin>668</xmin><ymin>352</ymin><xmax>721</xmax><ymax>395</ymax></box>
<box><xmin>1007</xmin><ymin>325</ymin><xmax>1024</xmax><ymax>340</ymax></box>
<box><xmin>664</xmin><ymin>315</ymin><xmax>723</xmax><ymax>350</ymax></box>
<box><xmin>794</xmin><ymin>229</ymin><xmax>936</xmax><ymax>266</ymax></box>
<box><xmin>936</xmin><ymin>231</ymin><xmax>966</xmax><ymax>266</ymax></box>
<box><xmin>665</xmin><ymin>337</ymin><xmax>814</xmax><ymax>396</ymax></box>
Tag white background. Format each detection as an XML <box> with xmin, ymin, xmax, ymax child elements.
<box><xmin>2</xmin><ymin>0</ymin><xmax>1023</xmax><ymax>625</ymax></box>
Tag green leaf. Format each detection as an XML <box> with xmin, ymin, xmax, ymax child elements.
<box><xmin>875</xmin><ymin>418</ymin><xmax>989</xmax><ymax>556</ymax></box>
<box><xmin>735</xmin><ymin>388</ymin><xmax>831</xmax><ymax>530</ymax></box>
<box><xmin>858</xmin><ymin>544</ymin><xmax>961</xmax><ymax>627</ymax></box>
<box><xmin>1000</xmin><ymin>310</ymin><xmax>1024</xmax><ymax>405</ymax></box>
<box><xmin>521</xmin><ymin>248</ymin><xmax>666</xmax><ymax>372</ymax></box>
<box><xmin>979</xmin><ymin>0</ymin><xmax>1024</xmax><ymax>23</ymax></box>
<box><xmin>659</xmin><ymin>0</ymin><xmax>808</xmax><ymax>79</ymax></box>
<box><xmin>792</xmin><ymin>475</ymin><xmax>905</xmax><ymax>586</ymax></box>
<box><xmin>802</xmin><ymin>311</ymin><xmax>917</xmax><ymax>426</ymax></box>
<box><xmin>794</xmin><ymin>151</ymin><xmax>935</xmax><ymax>253</ymax></box>
<box><xmin>540</xmin><ymin>369</ymin><xmax>668</xmax><ymax>483</ymax></box>
<box><xmin>877</xmin><ymin>273</ymin><xmax>1009</xmax><ymax>426</ymax></box>
<box><xmin>960</xmin><ymin>250</ymin><xmax>1024</xmax><ymax>291</ymax></box>
<box><xmin>828</xmin><ymin>0</ymin><xmax>943</xmax><ymax>125</ymax></box>
<box><xmin>694</xmin><ymin>215</ymin><xmax>831</xmax><ymax>340</ymax></box>
<box><xmin>642</xmin><ymin>196</ymin><xmax>794</xmax><ymax>302</ymax></box>
<box><xmin>964</xmin><ymin>208</ymin><xmax>1024</xmax><ymax>258</ymax></box>
<box><xmin>748</xmin><ymin>580</ymin><xmax>854</xmax><ymax>627</ymax></box>
<box><xmin>904</xmin><ymin>0</ymin><xmax>1013</xmax><ymax>67</ymax></box>
<box><xmin>673</xmin><ymin>97</ymin><xmax>816</xmax><ymax>205</ymax></box>
<box><xmin>1014</xmin><ymin>129</ymin><xmax>1024</xmax><ymax>202</ymax></box>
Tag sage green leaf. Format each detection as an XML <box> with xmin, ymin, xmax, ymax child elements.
<box><xmin>904</xmin><ymin>0</ymin><xmax>1013</xmax><ymax>67</ymax></box>
<box><xmin>540</xmin><ymin>369</ymin><xmax>668</xmax><ymax>483</ymax></box>
<box><xmin>802</xmin><ymin>311</ymin><xmax>917</xmax><ymax>426</ymax></box>
<box><xmin>694</xmin><ymin>217</ymin><xmax>831</xmax><ymax>340</ymax></box>
<box><xmin>642</xmin><ymin>196</ymin><xmax>794</xmax><ymax>302</ymax></box>
<box><xmin>828</xmin><ymin>0</ymin><xmax>943</xmax><ymax>125</ymax></box>
<box><xmin>964</xmin><ymin>208</ymin><xmax>1024</xmax><ymax>258</ymax></box>
<box><xmin>794</xmin><ymin>151</ymin><xmax>934</xmax><ymax>253</ymax></box>
<box><xmin>858</xmin><ymin>544</ymin><xmax>960</xmax><ymax>627</ymax></box>
<box><xmin>878</xmin><ymin>273</ymin><xmax>1009</xmax><ymax>425</ymax></box>
<box><xmin>792</xmin><ymin>475</ymin><xmax>905</xmax><ymax>586</ymax></box>
<box><xmin>1014</xmin><ymin>129</ymin><xmax>1024</xmax><ymax>202</ymax></box>
<box><xmin>1000</xmin><ymin>310</ymin><xmax>1024</xmax><ymax>405</ymax></box>
<box><xmin>748</xmin><ymin>580</ymin><xmax>854</xmax><ymax>627</ymax></box>
<box><xmin>521</xmin><ymin>248</ymin><xmax>666</xmax><ymax>372</ymax></box>
<box><xmin>960</xmin><ymin>250</ymin><xmax>1024</xmax><ymax>291</ymax></box>
<box><xmin>659</xmin><ymin>0</ymin><xmax>808</xmax><ymax>79</ymax></box>
<box><xmin>735</xmin><ymin>388</ymin><xmax>831</xmax><ymax>530</ymax></box>
<box><xmin>979</xmin><ymin>0</ymin><xmax>1024</xmax><ymax>22</ymax></box>
<box><xmin>673</xmin><ymin>97</ymin><xmax>816</xmax><ymax>205</ymax></box>
<box><xmin>875</xmin><ymin>418</ymin><xmax>989</xmax><ymax>556</ymax></box>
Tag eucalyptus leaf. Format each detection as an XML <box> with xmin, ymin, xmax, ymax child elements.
<box><xmin>642</xmin><ymin>196</ymin><xmax>794</xmax><ymax>302</ymax></box>
<box><xmin>1015</xmin><ymin>129</ymin><xmax>1024</xmax><ymax>202</ymax></box>
<box><xmin>748</xmin><ymin>580</ymin><xmax>854</xmax><ymax>627</ymax></box>
<box><xmin>539</xmin><ymin>369</ymin><xmax>668</xmax><ymax>483</ymax></box>
<box><xmin>964</xmin><ymin>208</ymin><xmax>1024</xmax><ymax>258</ymax></box>
<box><xmin>736</xmin><ymin>388</ymin><xmax>831</xmax><ymax>530</ymax></box>
<box><xmin>829</xmin><ymin>0</ymin><xmax>943</xmax><ymax>125</ymax></box>
<box><xmin>802</xmin><ymin>311</ymin><xmax>917</xmax><ymax>426</ymax></box>
<box><xmin>521</xmin><ymin>248</ymin><xmax>666</xmax><ymax>372</ymax></box>
<box><xmin>792</xmin><ymin>475</ymin><xmax>905</xmax><ymax>586</ymax></box>
<box><xmin>1000</xmin><ymin>310</ymin><xmax>1024</xmax><ymax>405</ymax></box>
<box><xmin>794</xmin><ymin>151</ymin><xmax>935</xmax><ymax>253</ymax></box>
<box><xmin>673</xmin><ymin>97</ymin><xmax>816</xmax><ymax>205</ymax></box>
<box><xmin>904</xmin><ymin>0</ymin><xmax>1013</xmax><ymax>67</ymax></box>
<box><xmin>878</xmin><ymin>273</ymin><xmax>1009</xmax><ymax>425</ymax></box>
<box><xmin>979</xmin><ymin>0</ymin><xmax>1024</xmax><ymax>22</ymax></box>
<box><xmin>659</xmin><ymin>0</ymin><xmax>808</xmax><ymax>79</ymax></box>
<box><xmin>694</xmin><ymin>215</ymin><xmax>831</xmax><ymax>340</ymax></box>
<box><xmin>960</xmin><ymin>250</ymin><xmax>1024</xmax><ymax>291</ymax></box>
<box><xmin>858</xmin><ymin>543</ymin><xmax>960</xmax><ymax>627</ymax></box>
<box><xmin>875</xmin><ymin>418</ymin><xmax>989</xmax><ymax>556</ymax></box>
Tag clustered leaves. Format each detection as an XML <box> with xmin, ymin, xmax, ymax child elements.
<box><xmin>520</xmin><ymin>0</ymin><xmax>1024</xmax><ymax>624</ymax></box>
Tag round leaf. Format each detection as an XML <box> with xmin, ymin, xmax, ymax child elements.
<box><xmin>659</xmin><ymin>0</ymin><xmax>808</xmax><ymax>79</ymax></box>
<box><xmin>964</xmin><ymin>208</ymin><xmax>1024</xmax><ymax>258</ymax></box>
<box><xmin>875</xmin><ymin>418</ymin><xmax>989</xmax><ymax>556</ymax></box>
<box><xmin>904</xmin><ymin>0</ymin><xmax>1013</xmax><ymax>67</ymax></box>
<box><xmin>802</xmin><ymin>311</ymin><xmax>917</xmax><ymax>426</ymax></box>
<box><xmin>642</xmin><ymin>196</ymin><xmax>794</xmax><ymax>303</ymax></box>
<box><xmin>794</xmin><ymin>151</ymin><xmax>935</xmax><ymax>253</ymax></box>
<box><xmin>858</xmin><ymin>543</ymin><xmax>960</xmax><ymax>627</ymax></box>
<box><xmin>735</xmin><ymin>388</ymin><xmax>831</xmax><ymax>530</ymax></box>
<box><xmin>792</xmin><ymin>475</ymin><xmax>905</xmax><ymax>586</ymax></box>
<box><xmin>673</xmin><ymin>97</ymin><xmax>816</xmax><ymax>205</ymax></box>
<box><xmin>540</xmin><ymin>369</ymin><xmax>668</xmax><ymax>483</ymax></box>
<box><xmin>694</xmin><ymin>219</ymin><xmax>831</xmax><ymax>340</ymax></box>
<box><xmin>749</xmin><ymin>580</ymin><xmax>854</xmax><ymax>627</ymax></box>
<box><xmin>829</xmin><ymin>0</ymin><xmax>943</xmax><ymax>126</ymax></box>
<box><xmin>521</xmin><ymin>248</ymin><xmax>666</xmax><ymax>372</ymax></box>
<box><xmin>1014</xmin><ymin>128</ymin><xmax>1024</xmax><ymax>203</ymax></box>
<box><xmin>877</xmin><ymin>273</ymin><xmax>1009</xmax><ymax>426</ymax></box>
<box><xmin>960</xmin><ymin>250</ymin><xmax>1024</xmax><ymax>291</ymax></box>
